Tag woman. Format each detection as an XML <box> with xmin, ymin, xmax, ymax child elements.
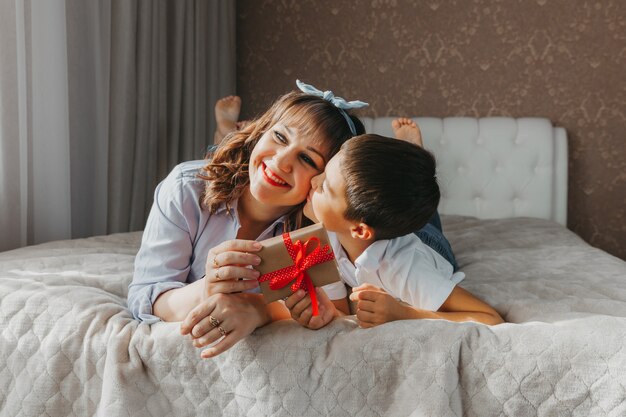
<box><xmin>128</xmin><ymin>81</ymin><xmax>367</xmax><ymax>358</ymax></box>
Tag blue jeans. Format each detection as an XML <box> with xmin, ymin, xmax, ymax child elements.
<box><xmin>414</xmin><ymin>212</ymin><xmax>459</xmax><ymax>271</ymax></box>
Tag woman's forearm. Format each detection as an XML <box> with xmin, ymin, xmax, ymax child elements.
<box><xmin>154</xmin><ymin>282</ymin><xmax>291</xmax><ymax>325</ymax></box>
<box><xmin>153</xmin><ymin>280</ymin><xmax>204</xmax><ymax>322</ymax></box>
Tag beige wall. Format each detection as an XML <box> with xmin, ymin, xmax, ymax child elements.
<box><xmin>236</xmin><ymin>0</ymin><xmax>626</xmax><ymax>260</ymax></box>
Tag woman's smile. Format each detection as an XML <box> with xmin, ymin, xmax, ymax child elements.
<box><xmin>261</xmin><ymin>162</ymin><xmax>290</xmax><ymax>188</ymax></box>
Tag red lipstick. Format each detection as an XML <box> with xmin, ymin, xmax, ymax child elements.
<box><xmin>261</xmin><ymin>163</ymin><xmax>290</xmax><ymax>188</ymax></box>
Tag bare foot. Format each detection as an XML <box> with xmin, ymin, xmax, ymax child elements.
<box><xmin>214</xmin><ymin>95</ymin><xmax>241</xmax><ymax>144</ymax></box>
<box><xmin>391</xmin><ymin>118</ymin><xmax>423</xmax><ymax>148</ymax></box>
<box><xmin>236</xmin><ymin>120</ymin><xmax>251</xmax><ymax>131</ymax></box>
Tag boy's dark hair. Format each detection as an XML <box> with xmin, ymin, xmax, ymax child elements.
<box><xmin>341</xmin><ymin>134</ymin><xmax>440</xmax><ymax>240</ymax></box>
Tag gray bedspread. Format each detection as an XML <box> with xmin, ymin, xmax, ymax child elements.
<box><xmin>1</xmin><ymin>216</ymin><xmax>625</xmax><ymax>416</ymax></box>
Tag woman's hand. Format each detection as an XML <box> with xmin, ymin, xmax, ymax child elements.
<box><xmin>204</xmin><ymin>239</ymin><xmax>263</xmax><ymax>297</ymax></box>
<box><xmin>349</xmin><ymin>284</ymin><xmax>409</xmax><ymax>328</ymax></box>
<box><xmin>284</xmin><ymin>287</ymin><xmax>338</xmax><ymax>330</ymax></box>
<box><xmin>178</xmin><ymin>239</ymin><xmax>278</xmax><ymax>358</ymax></box>
<box><xmin>180</xmin><ymin>292</ymin><xmax>270</xmax><ymax>358</ymax></box>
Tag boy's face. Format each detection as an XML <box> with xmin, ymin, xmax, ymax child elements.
<box><xmin>303</xmin><ymin>151</ymin><xmax>352</xmax><ymax>232</ymax></box>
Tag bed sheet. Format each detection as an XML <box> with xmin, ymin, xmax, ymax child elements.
<box><xmin>1</xmin><ymin>217</ymin><xmax>625</xmax><ymax>416</ymax></box>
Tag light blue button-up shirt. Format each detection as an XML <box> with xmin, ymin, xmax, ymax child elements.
<box><xmin>128</xmin><ymin>160</ymin><xmax>289</xmax><ymax>323</ymax></box>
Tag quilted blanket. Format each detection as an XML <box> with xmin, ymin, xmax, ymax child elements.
<box><xmin>1</xmin><ymin>217</ymin><xmax>626</xmax><ymax>416</ymax></box>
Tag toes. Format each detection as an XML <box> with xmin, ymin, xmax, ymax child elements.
<box><xmin>216</xmin><ymin>95</ymin><xmax>241</xmax><ymax>106</ymax></box>
<box><xmin>392</xmin><ymin>118</ymin><xmax>419</xmax><ymax>132</ymax></box>
<box><xmin>399</xmin><ymin>118</ymin><xmax>417</xmax><ymax>127</ymax></box>
<box><xmin>395</xmin><ymin>117</ymin><xmax>410</xmax><ymax>126</ymax></box>
<box><xmin>217</xmin><ymin>96</ymin><xmax>232</xmax><ymax>104</ymax></box>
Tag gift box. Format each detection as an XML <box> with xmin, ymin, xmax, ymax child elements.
<box><xmin>257</xmin><ymin>223</ymin><xmax>341</xmax><ymax>315</ymax></box>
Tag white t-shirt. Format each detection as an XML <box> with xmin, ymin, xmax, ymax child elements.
<box><xmin>328</xmin><ymin>232</ymin><xmax>465</xmax><ymax>311</ymax></box>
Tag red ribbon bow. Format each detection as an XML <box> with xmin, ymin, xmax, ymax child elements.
<box><xmin>259</xmin><ymin>233</ymin><xmax>335</xmax><ymax>316</ymax></box>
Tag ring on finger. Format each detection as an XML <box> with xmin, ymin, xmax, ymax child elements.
<box><xmin>212</xmin><ymin>255</ymin><xmax>219</xmax><ymax>268</ymax></box>
<box><xmin>215</xmin><ymin>267</ymin><xmax>221</xmax><ymax>280</ymax></box>
<box><xmin>218</xmin><ymin>326</ymin><xmax>227</xmax><ymax>337</ymax></box>
<box><xmin>209</xmin><ymin>315</ymin><xmax>220</xmax><ymax>328</ymax></box>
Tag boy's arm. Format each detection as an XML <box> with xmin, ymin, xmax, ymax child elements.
<box><xmin>350</xmin><ymin>284</ymin><xmax>504</xmax><ymax>327</ymax></box>
<box><xmin>429</xmin><ymin>286</ymin><xmax>504</xmax><ymax>324</ymax></box>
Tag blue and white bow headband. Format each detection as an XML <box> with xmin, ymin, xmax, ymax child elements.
<box><xmin>296</xmin><ymin>79</ymin><xmax>368</xmax><ymax>136</ymax></box>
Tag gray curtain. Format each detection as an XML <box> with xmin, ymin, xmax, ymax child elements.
<box><xmin>0</xmin><ymin>0</ymin><xmax>24</xmax><ymax>251</ymax></box>
<box><xmin>0</xmin><ymin>0</ymin><xmax>236</xmax><ymax>251</ymax></box>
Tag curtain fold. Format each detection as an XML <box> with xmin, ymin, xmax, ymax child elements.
<box><xmin>0</xmin><ymin>0</ymin><xmax>236</xmax><ymax>252</ymax></box>
<box><xmin>0</xmin><ymin>0</ymin><xmax>25</xmax><ymax>251</ymax></box>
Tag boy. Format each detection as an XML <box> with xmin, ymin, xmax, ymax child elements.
<box><xmin>285</xmin><ymin>134</ymin><xmax>504</xmax><ymax>329</ymax></box>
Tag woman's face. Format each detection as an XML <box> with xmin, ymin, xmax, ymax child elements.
<box><xmin>248</xmin><ymin>121</ymin><xmax>330</xmax><ymax>209</ymax></box>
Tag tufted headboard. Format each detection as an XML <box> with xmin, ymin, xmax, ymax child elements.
<box><xmin>361</xmin><ymin>117</ymin><xmax>568</xmax><ymax>226</ymax></box>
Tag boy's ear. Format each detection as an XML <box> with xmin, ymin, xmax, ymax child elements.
<box><xmin>350</xmin><ymin>223</ymin><xmax>375</xmax><ymax>241</ymax></box>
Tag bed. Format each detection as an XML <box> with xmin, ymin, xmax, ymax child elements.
<box><xmin>2</xmin><ymin>117</ymin><xmax>626</xmax><ymax>416</ymax></box>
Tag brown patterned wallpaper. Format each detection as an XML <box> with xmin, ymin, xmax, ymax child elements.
<box><xmin>236</xmin><ymin>0</ymin><xmax>626</xmax><ymax>260</ymax></box>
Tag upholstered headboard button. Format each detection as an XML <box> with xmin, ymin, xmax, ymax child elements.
<box><xmin>361</xmin><ymin>116</ymin><xmax>568</xmax><ymax>225</ymax></box>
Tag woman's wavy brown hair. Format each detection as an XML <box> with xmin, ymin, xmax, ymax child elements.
<box><xmin>199</xmin><ymin>91</ymin><xmax>364</xmax><ymax>231</ymax></box>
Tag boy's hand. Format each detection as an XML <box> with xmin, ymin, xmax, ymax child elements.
<box><xmin>350</xmin><ymin>284</ymin><xmax>408</xmax><ymax>328</ymax></box>
<box><xmin>284</xmin><ymin>287</ymin><xmax>338</xmax><ymax>330</ymax></box>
